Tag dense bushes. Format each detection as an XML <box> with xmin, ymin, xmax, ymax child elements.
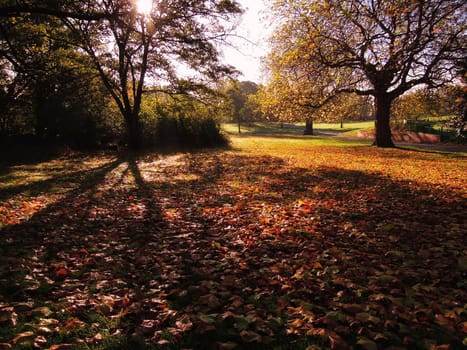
<box><xmin>150</xmin><ymin>113</ymin><xmax>228</xmax><ymax>149</ymax></box>
<box><xmin>139</xmin><ymin>94</ymin><xmax>228</xmax><ymax>150</ymax></box>
<box><xmin>2</xmin><ymin>83</ymin><xmax>229</xmax><ymax>151</ymax></box>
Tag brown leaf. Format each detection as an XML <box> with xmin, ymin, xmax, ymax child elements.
<box><xmin>199</xmin><ymin>294</ymin><xmax>221</xmax><ymax>310</ymax></box>
<box><xmin>175</xmin><ymin>316</ymin><xmax>193</xmax><ymax>332</ymax></box>
<box><xmin>342</xmin><ymin>304</ymin><xmax>363</xmax><ymax>314</ymax></box>
<box><xmin>137</xmin><ymin>320</ymin><xmax>156</xmax><ymax>335</ymax></box>
<box><xmin>460</xmin><ymin>321</ymin><xmax>467</xmax><ymax>333</ymax></box>
<box><xmin>31</xmin><ymin>307</ymin><xmax>53</xmax><ymax>317</ymax></box>
<box><xmin>306</xmin><ymin>327</ymin><xmax>328</xmax><ymax>339</ymax></box>
<box><xmin>38</xmin><ymin>318</ymin><xmax>60</xmax><ymax>326</ymax></box>
<box><xmin>11</xmin><ymin>331</ymin><xmax>34</xmax><ymax>344</ymax></box>
<box><xmin>329</xmin><ymin>331</ymin><xmax>350</xmax><ymax>350</ymax></box>
<box><xmin>0</xmin><ymin>308</ymin><xmax>17</xmax><ymax>327</ymax></box>
<box><xmin>33</xmin><ymin>336</ymin><xmax>47</xmax><ymax>348</ymax></box>
<box><xmin>49</xmin><ymin>345</ymin><xmax>74</xmax><ymax>350</ymax></box>
<box><xmin>240</xmin><ymin>330</ymin><xmax>262</xmax><ymax>343</ymax></box>
<box><xmin>356</xmin><ymin>336</ymin><xmax>378</xmax><ymax>350</ymax></box>
<box><xmin>37</xmin><ymin>327</ymin><xmax>54</xmax><ymax>335</ymax></box>
<box><xmin>216</xmin><ymin>341</ymin><xmax>239</xmax><ymax>350</ymax></box>
<box><xmin>85</xmin><ymin>333</ymin><xmax>103</xmax><ymax>344</ymax></box>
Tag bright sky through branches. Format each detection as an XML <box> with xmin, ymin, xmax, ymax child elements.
<box><xmin>134</xmin><ymin>0</ymin><xmax>268</xmax><ymax>83</ymax></box>
<box><xmin>136</xmin><ymin>0</ymin><xmax>152</xmax><ymax>15</ymax></box>
<box><xmin>223</xmin><ymin>0</ymin><xmax>269</xmax><ymax>83</ymax></box>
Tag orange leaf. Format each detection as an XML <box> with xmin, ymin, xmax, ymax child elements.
<box><xmin>64</xmin><ymin>317</ymin><xmax>85</xmax><ymax>330</ymax></box>
<box><xmin>239</xmin><ymin>262</ymin><xmax>249</xmax><ymax>270</ymax></box>
<box><xmin>313</xmin><ymin>261</ymin><xmax>323</xmax><ymax>269</ymax></box>
<box><xmin>288</xmin><ymin>318</ymin><xmax>304</xmax><ymax>328</ymax></box>
<box><xmin>55</xmin><ymin>267</ymin><xmax>68</xmax><ymax>279</ymax></box>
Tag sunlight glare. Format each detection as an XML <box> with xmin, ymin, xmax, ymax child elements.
<box><xmin>136</xmin><ymin>0</ymin><xmax>153</xmax><ymax>15</ymax></box>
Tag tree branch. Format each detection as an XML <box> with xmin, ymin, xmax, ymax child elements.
<box><xmin>0</xmin><ymin>6</ymin><xmax>116</xmax><ymax>21</ymax></box>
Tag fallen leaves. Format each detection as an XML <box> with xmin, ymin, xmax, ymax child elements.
<box><xmin>0</xmin><ymin>140</ymin><xmax>465</xmax><ymax>349</ymax></box>
<box><xmin>10</xmin><ymin>331</ymin><xmax>34</xmax><ymax>345</ymax></box>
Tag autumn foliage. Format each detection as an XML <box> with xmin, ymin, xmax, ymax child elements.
<box><xmin>0</xmin><ymin>135</ymin><xmax>466</xmax><ymax>349</ymax></box>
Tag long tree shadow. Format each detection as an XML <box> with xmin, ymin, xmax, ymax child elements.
<box><xmin>0</xmin><ymin>151</ymin><xmax>464</xmax><ymax>349</ymax></box>
<box><xmin>0</xmin><ymin>154</ymin><xmax>125</xmax><ymax>273</ymax></box>
<box><xmin>0</xmin><ymin>155</ymin><xmax>122</xmax><ymax>202</ymax></box>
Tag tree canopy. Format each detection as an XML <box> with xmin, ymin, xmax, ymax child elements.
<box><xmin>267</xmin><ymin>0</ymin><xmax>466</xmax><ymax>147</ymax></box>
<box><xmin>1</xmin><ymin>0</ymin><xmax>242</xmax><ymax>148</ymax></box>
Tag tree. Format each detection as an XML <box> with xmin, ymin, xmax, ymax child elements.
<box><xmin>63</xmin><ymin>0</ymin><xmax>241</xmax><ymax>149</ymax></box>
<box><xmin>448</xmin><ymin>60</ymin><xmax>467</xmax><ymax>139</ymax></box>
<box><xmin>322</xmin><ymin>94</ymin><xmax>374</xmax><ymax>128</ymax></box>
<box><xmin>0</xmin><ymin>0</ymin><xmax>115</xmax><ymax>21</ymax></box>
<box><xmin>0</xmin><ymin>8</ymin><xmax>111</xmax><ymax>145</ymax></box>
<box><xmin>224</xmin><ymin>80</ymin><xmax>259</xmax><ymax>133</ymax></box>
<box><xmin>268</xmin><ymin>0</ymin><xmax>466</xmax><ymax>147</ymax></box>
<box><xmin>392</xmin><ymin>88</ymin><xmax>441</xmax><ymax>124</ymax></box>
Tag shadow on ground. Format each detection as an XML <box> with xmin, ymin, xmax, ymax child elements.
<box><xmin>0</xmin><ymin>151</ymin><xmax>465</xmax><ymax>349</ymax></box>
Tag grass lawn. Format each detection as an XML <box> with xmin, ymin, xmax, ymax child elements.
<box><xmin>222</xmin><ymin>121</ymin><xmax>374</xmax><ymax>137</ymax></box>
<box><xmin>0</xmin><ymin>133</ymin><xmax>466</xmax><ymax>349</ymax></box>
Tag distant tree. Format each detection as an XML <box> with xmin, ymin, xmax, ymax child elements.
<box><xmin>268</xmin><ymin>0</ymin><xmax>466</xmax><ymax>147</ymax></box>
<box><xmin>392</xmin><ymin>88</ymin><xmax>441</xmax><ymax>122</ymax></box>
<box><xmin>259</xmin><ymin>63</ymin><xmax>372</xmax><ymax>133</ymax></box>
<box><xmin>241</xmin><ymin>93</ymin><xmax>263</xmax><ymax>122</ymax></box>
<box><xmin>392</xmin><ymin>83</ymin><xmax>465</xmax><ymax>137</ymax></box>
<box><xmin>224</xmin><ymin>80</ymin><xmax>260</xmax><ymax>133</ymax></box>
<box><xmin>323</xmin><ymin>94</ymin><xmax>374</xmax><ymax>128</ymax></box>
<box><xmin>437</xmin><ymin>84</ymin><xmax>465</xmax><ymax>117</ymax></box>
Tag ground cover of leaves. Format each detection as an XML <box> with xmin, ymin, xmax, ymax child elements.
<box><xmin>0</xmin><ymin>136</ymin><xmax>466</xmax><ymax>349</ymax></box>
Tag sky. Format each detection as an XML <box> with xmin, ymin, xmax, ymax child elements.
<box><xmin>221</xmin><ymin>0</ymin><xmax>271</xmax><ymax>83</ymax></box>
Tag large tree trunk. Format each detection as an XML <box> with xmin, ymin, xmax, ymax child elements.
<box><xmin>374</xmin><ymin>94</ymin><xmax>395</xmax><ymax>147</ymax></box>
<box><xmin>303</xmin><ymin>117</ymin><xmax>313</xmax><ymax>135</ymax></box>
<box><xmin>126</xmin><ymin>113</ymin><xmax>142</xmax><ymax>150</ymax></box>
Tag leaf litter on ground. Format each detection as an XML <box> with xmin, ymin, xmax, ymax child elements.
<box><xmin>0</xmin><ymin>139</ymin><xmax>466</xmax><ymax>349</ymax></box>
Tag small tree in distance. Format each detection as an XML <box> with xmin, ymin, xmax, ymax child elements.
<box><xmin>223</xmin><ymin>80</ymin><xmax>260</xmax><ymax>133</ymax></box>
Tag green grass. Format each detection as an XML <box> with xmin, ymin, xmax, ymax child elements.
<box><xmin>222</xmin><ymin>122</ymin><xmax>302</xmax><ymax>135</ymax></box>
<box><xmin>230</xmin><ymin>133</ymin><xmax>371</xmax><ymax>149</ymax></box>
<box><xmin>313</xmin><ymin>120</ymin><xmax>374</xmax><ymax>133</ymax></box>
<box><xmin>222</xmin><ymin>121</ymin><xmax>374</xmax><ymax>136</ymax></box>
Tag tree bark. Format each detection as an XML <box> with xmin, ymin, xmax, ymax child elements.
<box><xmin>125</xmin><ymin>113</ymin><xmax>141</xmax><ymax>150</ymax></box>
<box><xmin>374</xmin><ymin>94</ymin><xmax>395</xmax><ymax>147</ymax></box>
<box><xmin>303</xmin><ymin>117</ymin><xmax>313</xmax><ymax>135</ymax></box>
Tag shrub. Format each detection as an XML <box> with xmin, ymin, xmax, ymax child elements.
<box><xmin>140</xmin><ymin>95</ymin><xmax>229</xmax><ymax>149</ymax></box>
